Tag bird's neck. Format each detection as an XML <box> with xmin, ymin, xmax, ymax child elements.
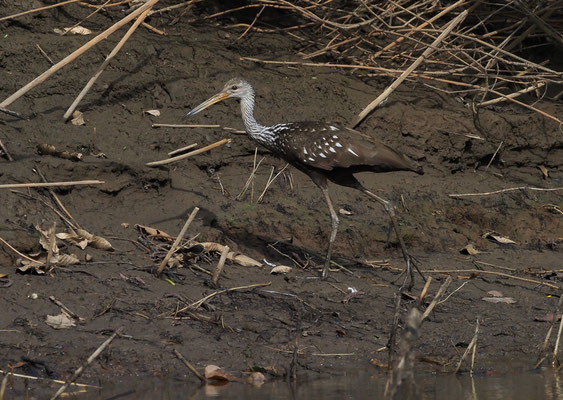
<box><xmin>240</xmin><ymin>92</ymin><xmax>275</xmax><ymax>147</ymax></box>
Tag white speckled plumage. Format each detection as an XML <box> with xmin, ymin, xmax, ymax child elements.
<box><xmin>184</xmin><ymin>78</ymin><xmax>424</xmax><ymax>284</ymax></box>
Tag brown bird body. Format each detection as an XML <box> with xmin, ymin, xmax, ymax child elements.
<box><xmin>185</xmin><ymin>78</ymin><xmax>423</xmax><ymax>285</ymax></box>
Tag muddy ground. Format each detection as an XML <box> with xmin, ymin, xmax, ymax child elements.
<box><xmin>0</xmin><ymin>1</ymin><xmax>562</xmax><ymax>396</ymax></box>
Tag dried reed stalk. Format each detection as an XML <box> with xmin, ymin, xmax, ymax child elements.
<box><xmin>146</xmin><ymin>139</ymin><xmax>230</xmax><ymax>167</ymax></box>
<box><xmin>0</xmin><ymin>0</ymin><xmax>160</xmax><ymax>108</ymax></box>
<box><xmin>63</xmin><ymin>5</ymin><xmax>154</xmax><ymax>120</ymax></box>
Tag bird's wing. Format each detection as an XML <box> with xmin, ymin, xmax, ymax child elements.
<box><xmin>280</xmin><ymin>123</ymin><xmax>420</xmax><ymax>173</ymax></box>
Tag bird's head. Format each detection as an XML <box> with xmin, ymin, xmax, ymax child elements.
<box><xmin>183</xmin><ymin>78</ymin><xmax>253</xmax><ymax>119</ymax></box>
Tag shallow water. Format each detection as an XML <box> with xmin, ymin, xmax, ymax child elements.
<box><xmin>30</xmin><ymin>368</ymin><xmax>562</xmax><ymax>400</ymax></box>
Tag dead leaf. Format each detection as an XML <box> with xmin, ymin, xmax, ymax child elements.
<box><xmin>270</xmin><ymin>265</ymin><xmax>292</xmax><ymax>274</ymax></box>
<box><xmin>135</xmin><ymin>224</ymin><xmax>174</xmax><ymax>240</ymax></box>
<box><xmin>17</xmin><ymin>261</ymin><xmax>46</xmax><ymax>275</ymax></box>
<box><xmin>35</xmin><ymin>224</ymin><xmax>59</xmax><ymax>255</ymax></box>
<box><xmin>51</xmin><ymin>253</ymin><xmax>80</xmax><ymax>265</ymax></box>
<box><xmin>248</xmin><ymin>372</ymin><xmax>266</xmax><ymax>387</ymax></box>
<box><xmin>482</xmin><ymin>296</ymin><xmax>516</xmax><ymax>304</ymax></box>
<box><xmin>460</xmin><ymin>243</ymin><xmax>480</xmax><ymax>255</ymax></box>
<box><xmin>143</xmin><ymin>109</ymin><xmax>161</xmax><ymax>117</ymax></box>
<box><xmin>534</xmin><ymin>313</ymin><xmax>562</xmax><ymax>322</ymax></box>
<box><xmin>539</xmin><ymin>165</ymin><xmax>549</xmax><ymax>179</ymax></box>
<box><xmin>200</xmin><ymin>242</ymin><xmax>262</xmax><ymax>267</ymax></box>
<box><xmin>45</xmin><ymin>313</ymin><xmax>75</xmax><ymax>329</ymax></box>
<box><xmin>71</xmin><ymin>110</ymin><xmax>85</xmax><ymax>126</ymax></box>
<box><xmin>57</xmin><ymin>229</ymin><xmax>113</xmax><ymax>251</ymax></box>
<box><xmin>204</xmin><ymin>365</ymin><xmax>241</xmax><ymax>382</ymax></box>
<box><xmin>121</xmin><ymin>222</ymin><xmax>129</xmax><ymax>229</ymax></box>
<box><xmin>483</xmin><ymin>231</ymin><xmax>516</xmax><ymax>245</ymax></box>
<box><xmin>54</xmin><ymin>26</ymin><xmax>93</xmax><ymax>35</ymax></box>
<box><xmin>230</xmin><ymin>253</ymin><xmax>262</xmax><ymax>267</ymax></box>
<box><xmin>0</xmin><ymin>273</ymin><xmax>7</xmax><ymax>279</ymax></box>
<box><xmin>339</xmin><ymin>208</ymin><xmax>353</xmax><ymax>216</ymax></box>
<box><xmin>487</xmin><ymin>290</ymin><xmax>504</xmax><ymax>297</ymax></box>
<box><xmin>57</xmin><ymin>232</ymin><xmax>88</xmax><ymax>249</ymax></box>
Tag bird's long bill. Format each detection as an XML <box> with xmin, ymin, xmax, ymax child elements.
<box><xmin>183</xmin><ymin>91</ymin><xmax>230</xmax><ymax>119</ymax></box>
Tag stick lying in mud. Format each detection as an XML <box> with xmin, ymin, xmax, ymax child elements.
<box><xmin>0</xmin><ymin>138</ymin><xmax>13</xmax><ymax>161</ymax></box>
<box><xmin>34</xmin><ymin>167</ymin><xmax>81</xmax><ymax>229</ymax></box>
<box><xmin>0</xmin><ymin>0</ymin><xmax>161</xmax><ymax>109</ymax></box>
<box><xmin>156</xmin><ymin>207</ymin><xmax>199</xmax><ymax>276</ymax></box>
<box><xmin>146</xmin><ymin>139</ymin><xmax>231</xmax><ymax>167</ymax></box>
<box><xmin>174</xmin><ymin>282</ymin><xmax>272</xmax><ymax>313</ymax></box>
<box><xmin>0</xmin><ymin>106</ymin><xmax>29</xmax><ymax>120</ymax></box>
<box><xmin>152</xmin><ymin>123</ymin><xmax>220</xmax><ymax>128</ymax></box>
<box><xmin>423</xmin><ymin>268</ymin><xmax>560</xmax><ymax>290</ymax></box>
<box><xmin>211</xmin><ymin>245</ymin><xmax>230</xmax><ymax>286</ymax></box>
<box><xmin>354</xmin><ymin>10</ymin><xmax>468</xmax><ymax>126</ymax></box>
<box><xmin>173</xmin><ymin>349</ymin><xmax>206</xmax><ymax>383</ymax></box>
<box><xmin>168</xmin><ymin>143</ymin><xmax>198</xmax><ymax>157</ymax></box>
<box><xmin>449</xmin><ymin>186</ymin><xmax>563</xmax><ymax>197</ymax></box>
<box><xmin>0</xmin><ymin>0</ymin><xmax>81</xmax><ymax>22</ymax></box>
<box><xmin>50</xmin><ymin>327</ymin><xmax>123</xmax><ymax>400</ymax></box>
<box><xmin>63</xmin><ymin>5</ymin><xmax>153</xmax><ymax>120</ymax></box>
<box><xmin>0</xmin><ymin>180</ymin><xmax>104</xmax><ymax>189</ymax></box>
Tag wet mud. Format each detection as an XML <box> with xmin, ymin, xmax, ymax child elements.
<box><xmin>0</xmin><ymin>1</ymin><xmax>562</xmax><ymax>395</ymax></box>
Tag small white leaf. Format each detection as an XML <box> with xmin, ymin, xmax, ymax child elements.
<box><xmin>46</xmin><ymin>313</ymin><xmax>75</xmax><ymax>329</ymax></box>
<box><xmin>54</xmin><ymin>26</ymin><xmax>93</xmax><ymax>35</ymax></box>
<box><xmin>270</xmin><ymin>265</ymin><xmax>292</xmax><ymax>274</ymax></box>
<box><xmin>143</xmin><ymin>109</ymin><xmax>161</xmax><ymax>117</ymax></box>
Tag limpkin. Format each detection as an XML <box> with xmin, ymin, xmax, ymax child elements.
<box><xmin>184</xmin><ymin>78</ymin><xmax>424</xmax><ymax>285</ymax></box>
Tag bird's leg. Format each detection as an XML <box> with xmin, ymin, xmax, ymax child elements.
<box><xmin>321</xmin><ymin>187</ymin><xmax>339</xmax><ymax>280</ymax></box>
<box><xmin>363</xmin><ymin>189</ymin><xmax>424</xmax><ymax>290</ymax></box>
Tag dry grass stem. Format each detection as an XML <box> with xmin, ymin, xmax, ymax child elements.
<box><xmin>0</xmin><ymin>0</ymin><xmax>81</xmax><ymax>22</ymax></box>
<box><xmin>553</xmin><ymin>308</ymin><xmax>563</xmax><ymax>366</ymax></box>
<box><xmin>50</xmin><ymin>327</ymin><xmax>123</xmax><ymax>400</ymax></box>
<box><xmin>236</xmin><ymin>155</ymin><xmax>264</xmax><ymax>200</ymax></box>
<box><xmin>146</xmin><ymin>139</ymin><xmax>230</xmax><ymax>167</ymax></box>
<box><xmin>0</xmin><ymin>138</ymin><xmax>13</xmax><ymax>161</ymax></box>
<box><xmin>355</xmin><ymin>10</ymin><xmax>468</xmax><ymax>126</ymax></box>
<box><xmin>173</xmin><ymin>349</ymin><xmax>206</xmax><ymax>383</ymax></box>
<box><xmin>0</xmin><ymin>180</ymin><xmax>104</xmax><ymax>189</ymax></box>
<box><xmin>49</xmin><ymin>296</ymin><xmax>83</xmax><ymax>322</ymax></box>
<box><xmin>0</xmin><ymin>373</ymin><xmax>7</xmax><ymax>400</ymax></box>
<box><xmin>168</xmin><ymin>143</ymin><xmax>198</xmax><ymax>157</ymax></box>
<box><xmin>423</xmin><ymin>269</ymin><xmax>559</xmax><ymax>290</ymax></box>
<box><xmin>455</xmin><ymin>319</ymin><xmax>479</xmax><ymax>374</ymax></box>
<box><xmin>450</xmin><ymin>186</ymin><xmax>563</xmax><ymax>198</ymax></box>
<box><xmin>151</xmin><ymin>123</ymin><xmax>220</xmax><ymax>128</ymax></box>
<box><xmin>156</xmin><ymin>207</ymin><xmax>199</xmax><ymax>276</ymax></box>
<box><xmin>257</xmin><ymin>163</ymin><xmax>289</xmax><ymax>203</ymax></box>
<box><xmin>175</xmin><ymin>282</ymin><xmax>272</xmax><ymax>313</ymax></box>
<box><xmin>35</xmin><ymin>43</ymin><xmax>55</xmax><ymax>65</ymax></box>
<box><xmin>485</xmin><ymin>141</ymin><xmax>503</xmax><ymax>170</ymax></box>
<box><xmin>421</xmin><ymin>276</ymin><xmax>453</xmax><ymax>321</ymax></box>
<box><xmin>478</xmin><ymin>81</ymin><xmax>546</xmax><ymax>107</ymax></box>
<box><xmin>0</xmin><ymin>370</ymin><xmax>98</xmax><ymax>388</ymax></box>
<box><xmin>35</xmin><ymin>168</ymin><xmax>80</xmax><ymax>229</ymax></box>
<box><xmin>211</xmin><ymin>245</ymin><xmax>230</xmax><ymax>285</ymax></box>
<box><xmin>0</xmin><ymin>106</ymin><xmax>29</xmax><ymax>120</ymax></box>
<box><xmin>63</xmin><ymin>6</ymin><xmax>153</xmax><ymax>120</ymax></box>
<box><xmin>0</xmin><ymin>236</ymin><xmax>42</xmax><ymax>264</ymax></box>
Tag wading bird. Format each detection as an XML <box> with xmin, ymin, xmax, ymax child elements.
<box><xmin>184</xmin><ymin>78</ymin><xmax>423</xmax><ymax>285</ymax></box>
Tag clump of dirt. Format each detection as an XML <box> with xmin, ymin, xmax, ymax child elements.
<box><xmin>0</xmin><ymin>1</ymin><xmax>561</xmax><ymax>395</ymax></box>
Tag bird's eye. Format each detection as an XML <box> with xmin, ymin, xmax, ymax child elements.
<box><xmin>231</xmin><ymin>85</ymin><xmax>238</xmax><ymax>90</ymax></box>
